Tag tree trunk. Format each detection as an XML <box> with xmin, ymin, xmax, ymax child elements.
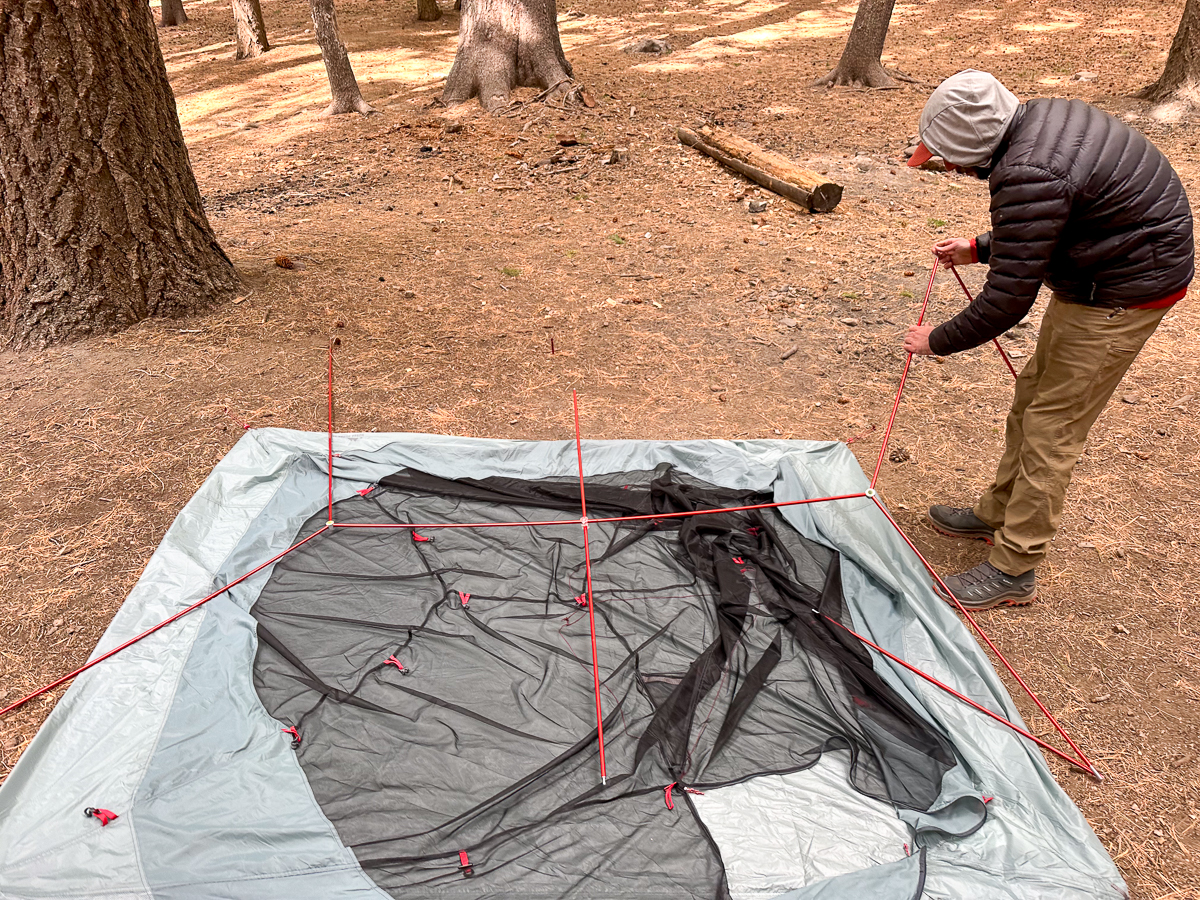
<box><xmin>309</xmin><ymin>0</ymin><xmax>374</xmax><ymax>115</ymax></box>
<box><xmin>1138</xmin><ymin>0</ymin><xmax>1200</xmax><ymax>102</ymax></box>
<box><xmin>0</xmin><ymin>1</ymin><xmax>237</xmax><ymax>349</ymax></box>
<box><xmin>815</xmin><ymin>0</ymin><xmax>897</xmax><ymax>88</ymax></box>
<box><xmin>160</xmin><ymin>0</ymin><xmax>188</xmax><ymax>27</ymax></box>
<box><xmin>233</xmin><ymin>0</ymin><xmax>270</xmax><ymax>58</ymax></box>
<box><xmin>443</xmin><ymin>0</ymin><xmax>574</xmax><ymax>112</ymax></box>
<box><xmin>417</xmin><ymin>0</ymin><xmax>442</xmax><ymax>21</ymax></box>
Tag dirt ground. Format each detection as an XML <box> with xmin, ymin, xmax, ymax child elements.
<box><xmin>2</xmin><ymin>0</ymin><xmax>1199</xmax><ymax>895</ymax></box>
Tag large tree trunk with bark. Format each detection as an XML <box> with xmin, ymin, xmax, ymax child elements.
<box><xmin>160</xmin><ymin>0</ymin><xmax>188</xmax><ymax>27</ymax></box>
<box><xmin>417</xmin><ymin>0</ymin><xmax>442</xmax><ymax>22</ymax></box>
<box><xmin>1138</xmin><ymin>0</ymin><xmax>1200</xmax><ymax>102</ymax></box>
<box><xmin>309</xmin><ymin>0</ymin><xmax>374</xmax><ymax>115</ymax></box>
<box><xmin>0</xmin><ymin>1</ymin><xmax>237</xmax><ymax>349</ymax></box>
<box><xmin>443</xmin><ymin>0</ymin><xmax>574</xmax><ymax>112</ymax></box>
<box><xmin>233</xmin><ymin>0</ymin><xmax>270</xmax><ymax>58</ymax></box>
<box><xmin>815</xmin><ymin>0</ymin><xmax>896</xmax><ymax>88</ymax></box>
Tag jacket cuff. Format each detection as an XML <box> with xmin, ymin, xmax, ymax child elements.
<box><xmin>975</xmin><ymin>232</ymin><xmax>992</xmax><ymax>265</ymax></box>
<box><xmin>969</xmin><ymin>238</ymin><xmax>979</xmax><ymax>264</ymax></box>
<box><xmin>928</xmin><ymin>324</ymin><xmax>954</xmax><ymax>357</ymax></box>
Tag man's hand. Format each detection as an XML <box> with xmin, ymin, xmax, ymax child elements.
<box><xmin>932</xmin><ymin>237</ymin><xmax>973</xmax><ymax>269</ymax></box>
<box><xmin>904</xmin><ymin>324</ymin><xmax>935</xmax><ymax>356</ymax></box>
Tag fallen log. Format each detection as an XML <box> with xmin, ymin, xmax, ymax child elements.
<box><xmin>677</xmin><ymin>125</ymin><xmax>843</xmax><ymax>213</ymax></box>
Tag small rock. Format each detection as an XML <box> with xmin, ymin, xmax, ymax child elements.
<box><xmin>1077</xmin><ymin>541</ymin><xmax>1095</xmax><ymax>549</ymax></box>
<box><xmin>747</xmin><ymin>199</ymin><xmax>768</xmax><ymax>213</ymax></box>
<box><xmin>1091</xmin><ymin>694</ymin><xmax>1111</xmax><ymax>703</ymax></box>
<box><xmin>779</xmin><ymin>317</ymin><xmax>798</xmax><ymax>328</ymax></box>
<box><xmin>402</xmin><ymin>290</ymin><xmax>416</xmax><ymax>299</ymax></box>
<box><xmin>52</xmin><ymin>618</ymin><xmax>64</xmax><ymax>627</ymax></box>
<box><xmin>1113</xmin><ymin>623</ymin><xmax>1130</xmax><ymax>634</ymax></box>
<box><xmin>1071</xmin><ymin>71</ymin><xmax>1098</xmax><ymax>82</ymax></box>
<box><xmin>836</xmin><ymin>396</ymin><xmax>850</xmax><ymax>405</ymax></box>
<box><xmin>625</xmin><ymin>37</ymin><xmax>671</xmax><ymax>55</ymax></box>
<box><xmin>1122</xmin><ymin>392</ymin><xmax>1142</xmax><ymax>404</ymax></box>
<box><xmin>710</xmin><ymin>385</ymin><xmax>724</xmax><ymax>392</ymax></box>
<box><xmin>839</xmin><ymin>317</ymin><xmax>860</xmax><ymax>327</ymax></box>
<box><xmin>780</xmin><ymin>346</ymin><xmax>798</xmax><ymax>361</ymax></box>
<box><xmin>1115</xmin><ymin>547</ymin><xmax>1126</xmax><ymax>558</ymax></box>
<box><xmin>1017</xmin><ymin>315</ymin><xmax>1032</xmax><ymax>327</ymax></box>
<box><xmin>1009</xmin><ymin>349</ymin><xmax>1025</xmax><ymax>358</ymax></box>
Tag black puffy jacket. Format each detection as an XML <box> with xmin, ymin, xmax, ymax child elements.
<box><xmin>930</xmin><ymin>98</ymin><xmax>1194</xmax><ymax>356</ymax></box>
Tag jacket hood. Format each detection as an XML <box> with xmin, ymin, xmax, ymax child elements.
<box><xmin>918</xmin><ymin>70</ymin><xmax>1020</xmax><ymax>167</ymax></box>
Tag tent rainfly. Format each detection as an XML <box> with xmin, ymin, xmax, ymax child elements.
<box><xmin>0</xmin><ymin>429</ymin><xmax>1125</xmax><ymax>900</ymax></box>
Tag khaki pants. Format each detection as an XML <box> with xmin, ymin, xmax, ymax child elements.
<box><xmin>974</xmin><ymin>295</ymin><xmax>1169</xmax><ymax>575</ymax></box>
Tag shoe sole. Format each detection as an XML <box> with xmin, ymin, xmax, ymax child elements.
<box><xmin>933</xmin><ymin>583</ymin><xmax>1036</xmax><ymax>610</ymax></box>
<box><xmin>927</xmin><ymin>519</ymin><xmax>995</xmax><ymax>546</ymax></box>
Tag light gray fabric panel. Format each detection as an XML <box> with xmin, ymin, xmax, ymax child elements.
<box><xmin>0</xmin><ymin>429</ymin><xmax>1124</xmax><ymax>899</ymax></box>
<box><xmin>694</xmin><ymin>753</ymin><xmax>911</xmax><ymax>899</ymax></box>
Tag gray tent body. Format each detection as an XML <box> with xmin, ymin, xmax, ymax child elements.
<box><xmin>0</xmin><ymin>430</ymin><xmax>1124</xmax><ymax>899</ymax></box>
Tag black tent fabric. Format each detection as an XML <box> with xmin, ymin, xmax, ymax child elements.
<box><xmin>250</xmin><ymin>464</ymin><xmax>959</xmax><ymax>899</ymax></box>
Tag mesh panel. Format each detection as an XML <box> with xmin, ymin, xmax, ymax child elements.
<box><xmin>251</xmin><ymin>464</ymin><xmax>956</xmax><ymax>899</ymax></box>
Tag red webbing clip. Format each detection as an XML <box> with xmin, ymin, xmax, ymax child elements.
<box><xmin>747</xmin><ymin>526</ymin><xmax>761</xmax><ymax>536</ymax></box>
<box><xmin>282</xmin><ymin>726</ymin><xmax>301</xmax><ymax>746</ymax></box>
<box><xmin>385</xmin><ymin>655</ymin><xmax>407</xmax><ymax>674</ymax></box>
<box><xmin>732</xmin><ymin>557</ymin><xmax>744</xmax><ymax>565</ymax></box>
<box><xmin>574</xmin><ymin>595</ymin><xmax>588</xmax><ymax>608</ymax></box>
<box><xmin>684</xmin><ymin>787</ymin><xmax>704</xmax><ymax>796</ymax></box>
<box><xmin>458</xmin><ymin>849</ymin><xmax>474</xmax><ymax>877</ymax></box>
<box><xmin>664</xmin><ymin>782</ymin><xmax>675</xmax><ymax>810</ymax></box>
<box><xmin>84</xmin><ymin>807</ymin><xmax>118</xmax><ymax>826</ymax></box>
<box><xmin>458</xmin><ymin>591</ymin><xmax>471</xmax><ymax>608</ymax></box>
<box><xmin>356</xmin><ymin>486</ymin><xmax>374</xmax><ymax>497</ymax></box>
<box><xmin>412</xmin><ymin>531</ymin><xmax>432</xmax><ymax>543</ymax></box>
<box><xmin>983</xmin><ymin>795</ymin><xmax>993</xmax><ymax>804</ymax></box>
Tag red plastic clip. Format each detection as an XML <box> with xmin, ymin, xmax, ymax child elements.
<box><xmin>732</xmin><ymin>557</ymin><xmax>744</xmax><ymax>565</ymax></box>
<box><xmin>747</xmin><ymin>526</ymin><xmax>761</xmax><ymax>536</ymax></box>
<box><xmin>84</xmin><ymin>807</ymin><xmax>118</xmax><ymax>826</ymax></box>
<box><xmin>664</xmin><ymin>782</ymin><xmax>676</xmax><ymax>810</ymax></box>
<box><xmin>458</xmin><ymin>591</ymin><xmax>471</xmax><ymax>608</ymax></box>
<box><xmin>458</xmin><ymin>849</ymin><xmax>474</xmax><ymax>877</ymax></box>
<box><xmin>385</xmin><ymin>655</ymin><xmax>406</xmax><ymax>674</ymax></box>
<box><xmin>574</xmin><ymin>595</ymin><xmax>588</xmax><ymax>607</ymax></box>
<box><xmin>904</xmin><ymin>842</ymin><xmax>910</xmax><ymax>857</ymax></box>
<box><xmin>412</xmin><ymin>532</ymin><xmax>431</xmax><ymax>543</ymax></box>
<box><xmin>282</xmin><ymin>726</ymin><xmax>301</xmax><ymax>745</ymax></box>
<box><xmin>356</xmin><ymin>486</ymin><xmax>374</xmax><ymax>497</ymax></box>
<box><xmin>684</xmin><ymin>787</ymin><xmax>704</xmax><ymax>796</ymax></box>
<box><xmin>983</xmin><ymin>795</ymin><xmax>993</xmax><ymax>804</ymax></box>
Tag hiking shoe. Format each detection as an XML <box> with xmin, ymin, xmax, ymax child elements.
<box><xmin>927</xmin><ymin>505</ymin><xmax>996</xmax><ymax>544</ymax></box>
<box><xmin>934</xmin><ymin>562</ymin><xmax>1036</xmax><ymax>610</ymax></box>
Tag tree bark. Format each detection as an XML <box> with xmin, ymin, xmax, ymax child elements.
<box><xmin>0</xmin><ymin>1</ymin><xmax>237</xmax><ymax>349</ymax></box>
<box><xmin>233</xmin><ymin>0</ymin><xmax>270</xmax><ymax>59</ymax></box>
<box><xmin>443</xmin><ymin>0</ymin><xmax>574</xmax><ymax>112</ymax></box>
<box><xmin>815</xmin><ymin>0</ymin><xmax>897</xmax><ymax>88</ymax></box>
<box><xmin>1138</xmin><ymin>0</ymin><xmax>1200</xmax><ymax>102</ymax></box>
<box><xmin>160</xmin><ymin>0</ymin><xmax>188</xmax><ymax>27</ymax></box>
<box><xmin>417</xmin><ymin>0</ymin><xmax>442</xmax><ymax>21</ymax></box>
<box><xmin>309</xmin><ymin>0</ymin><xmax>374</xmax><ymax>115</ymax></box>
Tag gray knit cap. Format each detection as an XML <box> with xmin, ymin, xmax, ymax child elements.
<box><xmin>916</xmin><ymin>70</ymin><xmax>1020</xmax><ymax>167</ymax></box>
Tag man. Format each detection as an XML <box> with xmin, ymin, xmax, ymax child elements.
<box><xmin>902</xmin><ymin>70</ymin><xmax>1193</xmax><ymax>610</ymax></box>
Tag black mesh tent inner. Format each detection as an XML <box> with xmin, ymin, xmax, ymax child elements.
<box><xmin>250</xmin><ymin>464</ymin><xmax>958</xmax><ymax>899</ymax></box>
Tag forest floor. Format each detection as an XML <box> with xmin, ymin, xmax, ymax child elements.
<box><xmin>2</xmin><ymin>0</ymin><xmax>1199</xmax><ymax>895</ymax></box>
